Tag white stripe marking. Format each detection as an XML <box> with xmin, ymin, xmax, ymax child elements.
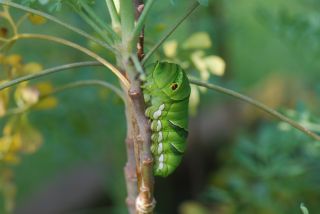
<box><xmin>158</xmin><ymin>132</ymin><xmax>163</xmax><ymax>142</ymax></box>
<box><xmin>156</xmin><ymin>120</ymin><xmax>162</xmax><ymax>131</ymax></box>
<box><xmin>158</xmin><ymin>162</ymin><xmax>164</xmax><ymax>170</ymax></box>
<box><xmin>159</xmin><ymin>104</ymin><xmax>165</xmax><ymax>110</ymax></box>
<box><xmin>159</xmin><ymin>154</ymin><xmax>164</xmax><ymax>162</ymax></box>
<box><xmin>158</xmin><ymin>143</ymin><xmax>163</xmax><ymax>154</ymax></box>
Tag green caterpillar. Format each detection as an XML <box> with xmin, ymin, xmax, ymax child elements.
<box><xmin>142</xmin><ymin>62</ymin><xmax>191</xmax><ymax>177</ymax></box>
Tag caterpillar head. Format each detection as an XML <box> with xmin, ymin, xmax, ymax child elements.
<box><xmin>151</xmin><ymin>62</ymin><xmax>191</xmax><ymax>100</ymax></box>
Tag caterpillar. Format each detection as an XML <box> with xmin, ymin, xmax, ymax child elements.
<box><xmin>142</xmin><ymin>62</ymin><xmax>191</xmax><ymax>177</ymax></box>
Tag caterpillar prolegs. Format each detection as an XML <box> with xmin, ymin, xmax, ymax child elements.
<box><xmin>142</xmin><ymin>62</ymin><xmax>191</xmax><ymax>177</ymax></box>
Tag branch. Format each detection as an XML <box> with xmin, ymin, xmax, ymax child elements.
<box><xmin>45</xmin><ymin>80</ymin><xmax>124</xmax><ymax>101</ymax></box>
<box><xmin>189</xmin><ymin>77</ymin><xmax>320</xmax><ymax>142</ymax></box>
<box><xmin>78</xmin><ymin>1</ymin><xmax>119</xmax><ymax>41</ymax></box>
<box><xmin>0</xmin><ymin>61</ymin><xmax>102</xmax><ymax>91</ymax></box>
<box><xmin>131</xmin><ymin>0</ymin><xmax>155</xmax><ymax>44</ymax></box>
<box><xmin>8</xmin><ymin>33</ymin><xmax>130</xmax><ymax>88</ymax></box>
<box><xmin>142</xmin><ymin>1</ymin><xmax>200</xmax><ymax>64</ymax></box>
<box><xmin>0</xmin><ymin>0</ymin><xmax>114</xmax><ymax>51</ymax></box>
<box><xmin>128</xmin><ymin>1</ymin><xmax>155</xmax><ymax>213</ymax></box>
<box><xmin>105</xmin><ymin>0</ymin><xmax>121</xmax><ymax>29</ymax></box>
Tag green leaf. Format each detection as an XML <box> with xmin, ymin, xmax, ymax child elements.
<box><xmin>198</xmin><ymin>0</ymin><xmax>208</xmax><ymax>6</ymax></box>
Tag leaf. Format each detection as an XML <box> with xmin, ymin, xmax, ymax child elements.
<box><xmin>4</xmin><ymin>55</ymin><xmax>22</xmax><ymax>67</ymax></box>
<box><xmin>198</xmin><ymin>0</ymin><xmax>208</xmax><ymax>6</ymax></box>
<box><xmin>204</xmin><ymin>56</ymin><xmax>226</xmax><ymax>76</ymax></box>
<box><xmin>19</xmin><ymin>123</ymin><xmax>43</xmax><ymax>154</ymax></box>
<box><xmin>28</xmin><ymin>13</ymin><xmax>47</xmax><ymax>25</ymax></box>
<box><xmin>22</xmin><ymin>62</ymin><xmax>43</xmax><ymax>74</ymax></box>
<box><xmin>33</xmin><ymin>97</ymin><xmax>58</xmax><ymax>110</ymax></box>
<box><xmin>191</xmin><ymin>51</ymin><xmax>209</xmax><ymax>81</ymax></box>
<box><xmin>189</xmin><ymin>85</ymin><xmax>200</xmax><ymax>116</ymax></box>
<box><xmin>15</xmin><ymin>85</ymin><xmax>40</xmax><ymax>107</ymax></box>
<box><xmin>183</xmin><ymin>32</ymin><xmax>212</xmax><ymax>49</ymax></box>
<box><xmin>163</xmin><ymin>40</ymin><xmax>178</xmax><ymax>58</ymax></box>
<box><xmin>179</xmin><ymin>201</ymin><xmax>208</xmax><ymax>214</ymax></box>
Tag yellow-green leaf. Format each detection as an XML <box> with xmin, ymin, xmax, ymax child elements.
<box><xmin>183</xmin><ymin>32</ymin><xmax>212</xmax><ymax>49</ymax></box>
<box><xmin>15</xmin><ymin>86</ymin><xmax>40</xmax><ymax>107</ymax></box>
<box><xmin>189</xmin><ymin>85</ymin><xmax>200</xmax><ymax>116</ymax></box>
<box><xmin>163</xmin><ymin>40</ymin><xmax>178</xmax><ymax>58</ymax></box>
<box><xmin>204</xmin><ymin>56</ymin><xmax>226</xmax><ymax>76</ymax></box>
<box><xmin>28</xmin><ymin>14</ymin><xmax>47</xmax><ymax>25</ymax></box>
<box><xmin>22</xmin><ymin>62</ymin><xmax>43</xmax><ymax>74</ymax></box>
<box><xmin>33</xmin><ymin>97</ymin><xmax>58</xmax><ymax>110</ymax></box>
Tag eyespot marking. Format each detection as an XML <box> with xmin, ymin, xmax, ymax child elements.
<box><xmin>171</xmin><ymin>83</ymin><xmax>178</xmax><ymax>90</ymax></box>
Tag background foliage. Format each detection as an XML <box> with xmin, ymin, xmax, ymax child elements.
<box><xmin>0</xmin><ymin>0</ymin><xmax>320</xmax><ymax>213</ymax></box>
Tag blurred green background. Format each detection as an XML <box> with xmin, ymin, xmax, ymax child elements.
<box><xmin>1</xmin><ymin>0</ymin><xmax>320</xmax><ymax>213</ymax></box>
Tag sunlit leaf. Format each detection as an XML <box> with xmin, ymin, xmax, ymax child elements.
<box><xmin>163</xmin><ymin>40</ymin><xmax>178</xmax><ymax>58</ymax></box>
<box><xmin>15</xmin><ymin>85</ymin><xmax>40</xmax><ymax>107</ymax></box>
<box><xmin>179</xmin><ymin>201</ymin><xmax>208</xmax><ymax>214</ymax></box>
<box><xmin>28</xmin><ymin>13</ymin><xmax>47</xmax><ymax>25</ymax></box>
<box><xmin>2</xmin><ymin>154</ymin><xmax>20</xmax><ymax>165</ymax></box>
<box><xmin>33</xmin><ymin>97</ymin><xmax>58</xmax><ymax>110</ymax></box>
<box><xmin>191</xmin><ymin>51</ymin><xmax>209</xmax><ymax>81</ymax></box>
<box><xmin>22</xmin><ymin>62</ymin><xmax>43</xmax><ymax>74</ymax></box>
<box><xmin>0</xmin><ymin>136</ymin><xmax>12</xmax><ymax>157</ymax></box>
<box><xmin>19</xmin><ymin>123</ymin><xmax>43</xmax><ymax>153</ymax></box>
<box><xmin>4</xmin><ymin>55</ymin><xmax>22</xmax><ymax>67</ymax></box>
<box><xmin>189</xmin><ymin>85</ymin><xmax>200</xmax><ymax>116</ymax></box>
<box><xmin>35</xmin><ymin>82</ymin><xmax>54</xmax><ymax>94</ymax></box>
<box><xmin>183</xmin><ymin>32</ymin><xmax>212</xmax><ymax>49</ymax></box>
<box><xmin>204</xmin><ymin>56</ymin><xmax>226</xmax><ymax>76</ymax></box>
<box><xmin>0</xmin><ymin>84</ymin><xmax>9</xmax><ymax>117</ymax></box>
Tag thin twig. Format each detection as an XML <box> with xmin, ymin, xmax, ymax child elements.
<box><xmin>142</xmin><ymin>1</ymin><xmax>200</xmax><ymax>64</ymax></box>
<box><xmin>79</xmin><ymin>1</ymin><xmax>119</xmax><ymax>41</ymax></box>
<box><xmin>189</xmin><ymin>77</ymin><xmax>320</xmax><ymax>142</ymax></box>
<box><xmin>0</xmin><ymin>0</ymin><xmax>114</xmax><ymax>51</ymax></box>
<box><xmin>46</xmin><ymin>80</ymin><xmax>124</xmax><ymax>101</ymax></box>
<box><xmin>131</xmin><ymin>0</ymin><xmax>155</xmax><ymax>44</ymax></box>
<box><xmin>7</xmin><ymin>33</ymin><xmax>130</xmax><ymax>88</ymax></box>
<box><xmin>105</xmin><ymin>0</ymin><xmax>121</xmax><ymax>29</ymax></box>
<box><xmin>0</xmin><ymin>61</ymin><xmax>102</xmax><ymax>91</ymax></box>
<box><xmin>4</xmin><ymin>79</ymin><xmax>125</xmax><ymax>116</ymax></box>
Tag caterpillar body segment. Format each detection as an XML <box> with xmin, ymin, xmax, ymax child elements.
<box><xmin>142</xmin><ymin>62</ymin><xmax>191</xmax><ymax>177</ymax></box>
